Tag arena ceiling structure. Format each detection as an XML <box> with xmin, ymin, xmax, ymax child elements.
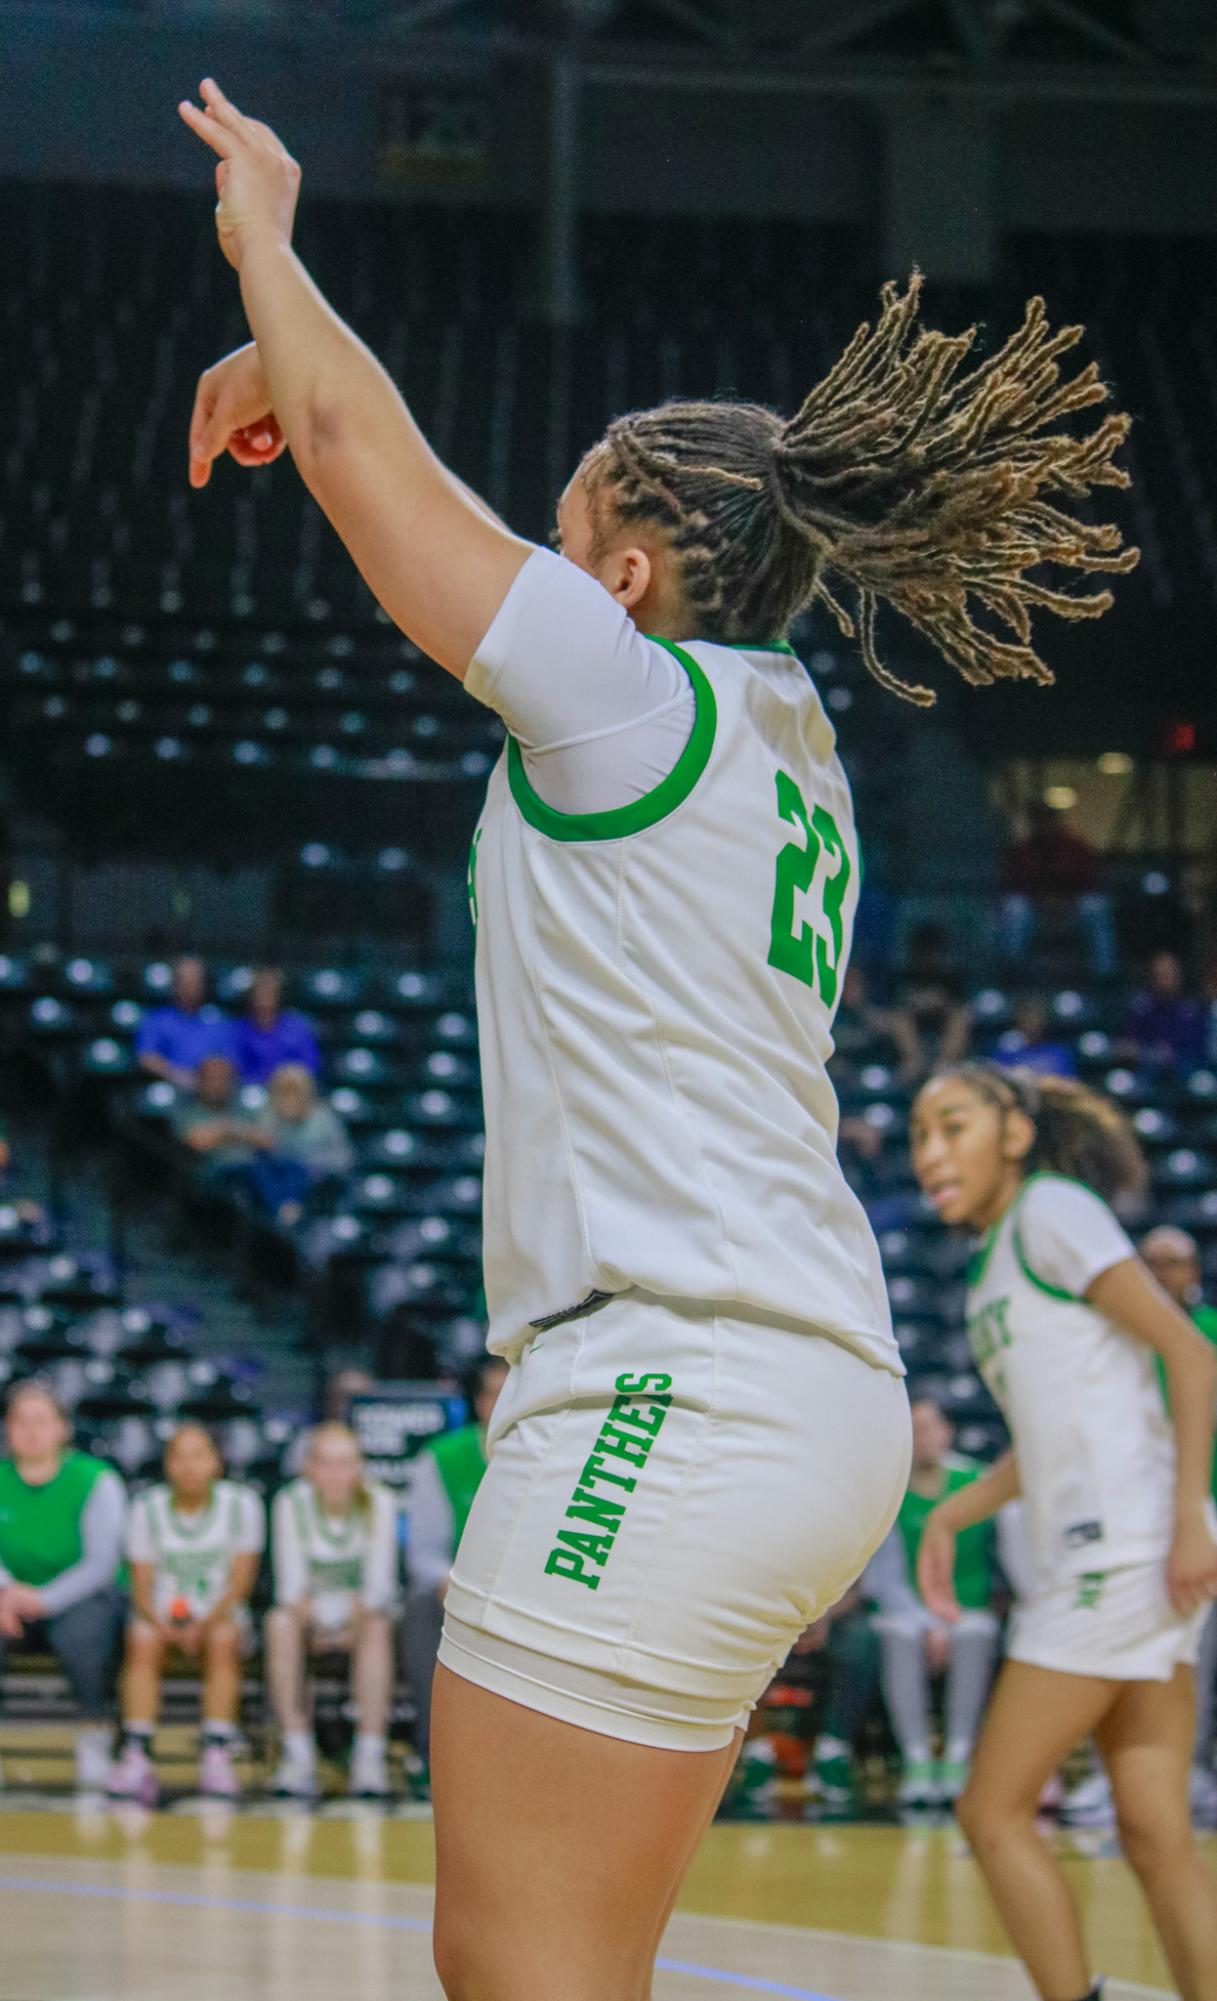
<box><xmin>377</xmin><ymin>0</ymin><xmax>1217</xmax><ymax>76</ymax></box>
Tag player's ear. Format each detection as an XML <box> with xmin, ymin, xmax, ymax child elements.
<box><xmin>604</xmin><ymin>543</ymin><xmax>653</xmax><ymax>611</ymax></box>
<box><xmin>1001</xmin><ymin>1107</ymin><xmax>1036</xmax><ymax>1166</ymax></box>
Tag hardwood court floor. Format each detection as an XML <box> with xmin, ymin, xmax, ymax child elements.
<box><xmin>0</xmin><ymin>1793</ymin><xmax>1207</xmax><ymax>2000</ymax></box>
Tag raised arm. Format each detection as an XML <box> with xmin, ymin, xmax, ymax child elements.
<box><xmin>178</xmin><ymin>79</ymin><xmax>531</xmax><ymax>677</ymax></box>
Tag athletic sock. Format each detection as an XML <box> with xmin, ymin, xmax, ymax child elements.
<box><xmin>814</xmin><ymin>1735</ymin><xmax>850</xmax><ymax>1762</ymax></box>
<box><xmin>945</xmin><ymin>1736</ymin><xmax>972</xmax><ymax>1764</ymax></box>
<box><xmin>284</xmin><ymin>1730</ymin><xmax>314</xmax><ymax>1762</ymax></box>
<box><xmin>122</xmin><ymin>1723</ymin><xmax>154</xmax><ymax>1748</ymax></box>
<box><xmin>354</xmin><ymin>1732</ymin><xmax>386</xmax><ymax>1757</ymax></box>
<box><xmin>202</xmin><ymin>1722</ymin><xmax>236</xmax><ymax>1747</ymax></box>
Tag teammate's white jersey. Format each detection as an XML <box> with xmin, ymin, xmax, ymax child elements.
<box><xmin>271</xmin><ymin>1479</ymin><xmax>398</xmax><ymax>1630</ymax></box>
<box><xmin>966</xmin><ymin>1172</ymin><xmax>1175</xmax><ymax>1584</ymax></box>
<box><xmin>126</xmin><ymin>1480</ymin><xmax>265</xmax><ymax>1621</ymax></box>
<box><xmin>465</xmin><ymin>551</ymin><xmax>899</xmax><ymax>1375</ymax></box>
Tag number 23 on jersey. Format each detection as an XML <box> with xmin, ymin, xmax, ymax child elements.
<box><xmin>767</xmin><ymin>768</ymin><xmax>852</xmax><ymax>1007</ymax></box>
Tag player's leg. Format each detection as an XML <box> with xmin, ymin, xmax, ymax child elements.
<box><xmin>873</xmin><ymin>1609</ymin><xmax>936</xmax><ymax>1801</ymax></box>
<box><xmin>198</xmin><ymin>1616</ymin><xmax>242</xmax><ymax>1796</ymax></box>
<box><xmin>110</xmin><ymin>1615</ymin><xmax>165</xmax><ymax>1801</ymax></box>
<box><xmin>955</xmin><ymin>1661</ymin><xmax>1119</xmax><ymax>2000</ymax></box>
<box><xmin>1097</xmin><ymin>1666</ymin><xmax>1217</xmax><ymax>2001</ymax></box>
<box><xmin>941</xmin><ymin>1609</ymin><xmax>999</xmax><ymax>1797</ymax></box>
<box><xmin>47</xmin><ymin>1589</ymin><xmax>125</xmax><ymax>1791</ymax></box>
<box><xmin>640</xmin><ymin>1736</ymin><xmax>740</xmax><ymax>2001</ymax></box>
<box><xmin>349</xmin><ymin>1610</ymin><xmax>392</xmax><ymax>1795</ymax></box>
<box><xmin>201</xmin><ymin>1616</ymin><xmax>241</xmax><ymax>1726</ymax></box>
<box><xmin>431</xmin><ymin>1665</ymin><xmax>739</xmax><ymax>2001</ymax></box>
<box><xmin>265</xmin><ymin>1605</ymin><xmax>317</xmax><ymax>1794</ymax></box>
<box><xmin>120</xmin><ymin>1617</ymin><xmax>166</xmax><ymax>1731</ymax></box>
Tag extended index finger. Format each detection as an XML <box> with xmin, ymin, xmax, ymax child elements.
<box><xmin>178</xmin><ymin>98</ymin><xmax>238</xmax><ymax>160</ymax></box>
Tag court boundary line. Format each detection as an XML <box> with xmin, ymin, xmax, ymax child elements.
<box><xmin>0</xmin><ymin>1869</ymin><xmax>1173</xmax><ymax>2001</ymax></box>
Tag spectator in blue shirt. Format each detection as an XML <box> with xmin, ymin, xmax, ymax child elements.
<box><xmin>233</xmin><ymin>968</ymin><xmax>320</xmax><ymax>1085</ymax></box>
<box><xmin>992</xmin><ymin>996</ymin><xmax>1078</xmax><ymax>1080</ymax></box>
<box><xmin>135</xmin><ymin>957</ymin><xmax>234</xmax><ymax>1089</ymax></box>
<box><xmin>1118</xmin><ymin>951</ymin><xmax>1206</xmax><ymax>1073</ymax></box>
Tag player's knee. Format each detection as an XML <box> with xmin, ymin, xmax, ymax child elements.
<box><xmin>128</xmin><ymin>1621</ymin><xmax>162</xmax><ymax>1661</ymax></box>
<box><xmin>954</xmin><ymin>1780</ymin><xmax>1012</xmax><ymax>1852</ymax></box>
<box><xmin>205</xmin><ymin>1618</ymin><xmax>239</xmax><ymax>1659</ymax></box>
<box><xmin>1115</xmin><ymin>1804</ymin><xmax>1192</xmax><ymax>1880</ymax></box>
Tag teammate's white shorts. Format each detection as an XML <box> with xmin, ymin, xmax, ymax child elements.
<box><xmin>1007</xmin><ymin>1558</ymin><xmax>1212</xmax><ymax>1682</ymax></box>
<box><xmin>438</xmin><ymin>1292</ymin><xmax>911</xmax><ymax>1751</ymax></box>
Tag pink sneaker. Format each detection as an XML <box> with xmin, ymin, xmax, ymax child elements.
<box><xmin>108</xmin><ymin>1741</ymin><xmax>159</xmax><ymax>1808</ymax></box>
<box><xmin>199</xmin><ymin>1741</ymin><xmax>240</xmax><ymax>1799</ymax></box>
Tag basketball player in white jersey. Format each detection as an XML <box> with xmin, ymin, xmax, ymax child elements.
<box><xmin>179</xmin><ymin>80</ymin><xmax>1140</xmax><ymax>2001</ymax></box>
<box><xmin>268</xmin><ymin>1422</ymin><xmax>398</xmax><ymax>1799</ymax></box>
<box><xmin>111</xmin><ymin>1423</ymin><xmax>264</xmax><ymax>1804</ymax></box>
<box><xmin>912</xmin><ymin>1064</ymin><xmax>1217</xmax><ymax>2001</ymax></box>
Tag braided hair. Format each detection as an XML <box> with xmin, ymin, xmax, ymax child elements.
<box><xmin>580</xmin><ymin>272</ymin><xmax>1138</xmax><ymax>704</ymax></box>
<box><xmin>934</xmin><ymin>1062</ymin><xmax>1147</xmax><ymax>1206</ymax></box>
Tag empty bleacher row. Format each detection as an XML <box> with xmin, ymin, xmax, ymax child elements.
<box><xmin>0</xmin><ymin>1220</ymin><xmax>289</xmax><ymax>1487</ymax></box>
<box><xmin>2</xmin><ymin>189</ymin><xmax>1215</xmax><ymax>637</ymax></box>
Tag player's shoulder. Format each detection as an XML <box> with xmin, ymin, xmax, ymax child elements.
<box><xmin>1016</xmin><ymin>1170</ymin><xmax>1112</xmax><ymax>1227</ymax></box>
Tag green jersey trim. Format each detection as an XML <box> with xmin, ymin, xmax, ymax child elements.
<box><xmin>720</xmin><ymin>638</ymin><xmax>797</xmax><ymax>656</ymax></box>
<box><xmin>1013</xmin><ymin>1170</ymin><xmax>1102</xmax><ymax>1302</ymax></box>
<box><xmin>505</xmin><ymin>637</ymin><xmax>717</xmax><ymax>845</ymax></box>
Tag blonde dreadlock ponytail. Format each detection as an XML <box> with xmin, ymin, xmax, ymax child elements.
<box><xmin>584</xmin><ymin>272</ymin><xmax>1138</xmax><ymax>704</ymax></box>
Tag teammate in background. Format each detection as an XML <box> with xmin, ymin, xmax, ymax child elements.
<box><xmin>268</xmin><ymin>1423</ymin><xmax>398</xmax><ymax>1799</ymax></box>
<box><xmin>0</xmin><ymin>1381</ymin><xmax>125</xmax><ymax>1792</ymax></box>
<box><xmin>866</xmin><ymin>1396</ymin><xmax>1014</xmax><ymax>1807</ymax></box>
<box><xmin>110</xmin><ymin>1424</ymin><xmax>264</xmax><ymax>1805</ymax></box>
<box><xmin>912</xmin><ymin>1066</ymin><xmax>1217</xmax><ymax>2001</ymax></box>
<box><xmin>1141</xmin><ymin>1224</ymin><xmax>1217</xmax><ymax>1818</ymax></box>
<box><xmin>180</xmin><ymin>77</ymin><xmax>1138</xmax><ymax>2001</ymax></box>
<box><xmin>400</xmin><ymin>1357</ymin><xmax>508</xmax><ymax>1782</ymax></box>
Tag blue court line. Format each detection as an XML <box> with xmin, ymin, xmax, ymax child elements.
<box><xmin>0</xmin><ymin>1873</ymin><xmax>841</xmax><ymax>2001</ymax></box>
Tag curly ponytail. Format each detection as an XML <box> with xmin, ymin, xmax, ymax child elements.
<box><xmin>941</xmin><ymin>1062</ymin><xmax>1147</xmax><ymax>1206</ymax></box>
<box><xmin>582</xmin><ymin>272</ymin><xmax>1138</xmax><ymax>704</ymax></box>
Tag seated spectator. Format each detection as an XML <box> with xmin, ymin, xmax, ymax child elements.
<box><xmin>268</xmin><ymin>1423</ymin><xmax>398</xmax><ymax>1799</ymax></box>
<box><xmin>991</xmin><ymin>996</ymin><xmax>1078</xmax><ymax>1079</ymax></box>
<box><xmin>998</xmin><ymin>802</ymin><xmax>1115</xmax><ymax>979</ymax></box>
<box><xmin>1117</xmin><ymin>951</ymin><xmax>1206</xmax><ymax>1073</ymax></box>
<box><xmin>170</xmin><ymin>1055</ymin><xmax>261</xmax><ymax>1193</ymax></box>
<box><xmin>0</xmin><ymin>1380</ymin><xmax>125</xmax><ymax>1791</ymax></box>
<box><xmin>110</xmin><ymin>1424</ymin><xmax>264</xmax><ymax>1806</ymax></box>
<box><xmin>803</xmin><ymin>1586</ymin><xmax>884</xmax><ymax>1808</ymax></box>
<box><xmin>886</xmin><ymin>922</ymin><xmax>972</xmax><ymax>1083</ymax></box>
<box><xmin>233</xmin><ymin>967</ymin><xmax>320</xmax><ymax>1086</ymax></box>
<box><xmin>864</xmin><ymin>1398</ymin><xmax>1010</xmax><ymax>1807</ymax></box>
<box><xmin>248</xmin><ymin>1064</ymin><xmax>354</xmax><ymax>1225</ymax></box>
<box><xmin>136</xmin><ymin>955</ymin><xmax>234</xmax><ymax>1088</ymax></box>
<box><xmin>400</xmin><ymin>1357</ymin><xmax>507</xmax><ymax>1780</ymax></box>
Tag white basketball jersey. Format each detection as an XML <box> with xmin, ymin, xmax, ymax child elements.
<box><xmin>274</xmin><ymin>1479</ymin><xmax>391</xmax><ymax>1629</ymax></box>
<box><xmin>966</xmin><ymin>1173</ymin><xmax>1175</xmax><ymax>1583</ymax></box>
<box><xmin>469</xmin><ymin>630</ymin><xmax>899</xmax><ymax>1375</ymax></box>
<box><xmin>131</xmin><ymin>1479</ymin><xmax>263</xmax><ymax>1620</ymax></box>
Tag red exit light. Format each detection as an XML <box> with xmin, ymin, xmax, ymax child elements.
<box><xmin>1164</xmin><ymin>720</ymin><xmax>1196</xmax><ymax>755</ymax></box>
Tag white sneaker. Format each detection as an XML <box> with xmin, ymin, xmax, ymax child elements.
<box><xmin>75</xmin><ymin>1727</ymin><xmax>114</xmax><ymax>1793</ymax></box>
<box><xmin>1061</xmin><ymin>1768</ymin><xmax>1115</xmax><ymax>1826</ymax></box>
<box><xmin>273</xmin><ymin>1747</ymin><xmax>319</xmax><ymax>1799</ymax></box>
<box><xmin>349</xmin><ymin>1741</ymin><xmax>392</xmax><ymax>1798</ymax></box>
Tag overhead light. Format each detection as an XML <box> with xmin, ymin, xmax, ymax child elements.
<box><xmin>1097</xmin><ymin>752</ymin><xmax>1132</xmax><ymax>776</ymax></box>
<box><xmin>1044</xmin><ymin>785</ymin><xmax>1076</xmax><ymax>810</ymax></box>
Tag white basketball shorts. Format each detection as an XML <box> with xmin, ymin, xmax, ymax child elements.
<box><xmin>438</xmin><ymin>1292</ymin><xmax>911</xmax><ymax>1751</ymax></box>
<box><xmin>1007</xmin><ymin>1556</ymin><xmax>1212</xmax><ymax>1682</ymax></box>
